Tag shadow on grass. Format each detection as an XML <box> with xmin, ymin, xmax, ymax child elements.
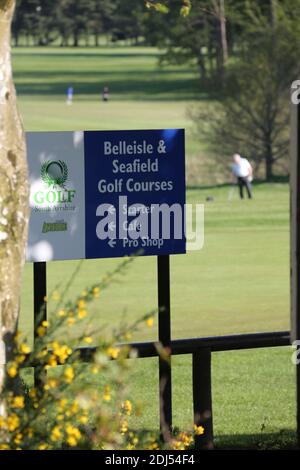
<box><xmin>129</xmin><ymin>429</ymin><xmax>297</xmax><ymax>450</ymax></box>
<box><xmin>12</xmin><ymin>49</ymin><xmax>222</xmax><ymax>101</ymax></box>
<box><xmin>14</xmin><ymin>76</ymin><xmax>202</xmax><ymax>101</ymax></box>
<box><xmin>12</xmin><ymin>50</ymin><xmax>163</xmax><ymax>60</ymax></box>
<box><xmin>214</xmin><ymin>430</ymin><xmax>297</xmax><ymax>450</ymax></box>
<box><xmin>187</xmin><ymin>177</ymin><xmax>290</xmax><ymax>191</ymax></box>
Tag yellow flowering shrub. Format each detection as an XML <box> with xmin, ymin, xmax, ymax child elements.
<box><xmin>0</xmin><ymin>257</ymin><xmax>199</xmax><ymax>450</ymax></box>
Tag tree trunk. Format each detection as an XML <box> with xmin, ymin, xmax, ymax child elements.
<box><xmin>265</xmin><ymin>137</ymin><xmax>274</xmax><ymax>181</ymax></box>
<box><xmin>73</xmin><ymin>31</ymin><xmax>79</xmax><ymax>47</ymax></box>
<box><xmin>270</xmin><ymin>0</ymin><xmax>277</xmax><ymax>28</ymax></box>
<box><xmin>219</xmin><ymin>0</ymin><xmax>228</xmax><ymax>66</ymax></box>
<box><xmin>13</xmin><ymin>31</ymin><xmax>19</xmax><ymax>47</ymax></box>
<box><xmin>0</xmin><ymin>0</ymin><xmax>29</xmax><ymax>407</ymax></box>
<box><xmin>197</xmin><ymin>52</ymin><xmax>207</xmax><ymax>80</ymax></box>
<box><xmin>210</xmin><ymin>0</ymin><xmax>228</xmax><ymax>83</ymax></box>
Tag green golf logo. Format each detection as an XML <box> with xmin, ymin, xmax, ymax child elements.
<box><xmin>33</xmin><ymin>160</ymin><xmax>76</xmax><ymax>206</ymax></box>
<box><xmin>41</xmin><ymin>160</ymin><xmax>68</xmax><ymax>188</ymax></box>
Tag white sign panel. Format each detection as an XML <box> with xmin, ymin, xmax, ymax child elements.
<box><xmin>27</xmin><ymin>131</ymin><xmax>86</xmax><ymax>262</ymax></box>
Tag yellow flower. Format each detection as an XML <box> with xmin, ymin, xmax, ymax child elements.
<box><xmin>19</xmin><ymin>343</ymin><xmax>31</xmax><ymax>354</ymax></box>
<box><xmin>42</xmin><ymin>321</ymin><xmax>49</xmax><ymax>328</ymax></box>
<box><xmin>106</xmin><ymin>346</ymin><xmax>120</xmax><ymax>359</ymax></box>
<box><xmin>0</xmin><ymin>444</ymin><xmax>10</xmax><ymax>450</ymax></box>
<box><xmin>66</xmin><ymin>436</ymin><xmax>77</xmax><ymax>447</ymax></box>
<box><xmin>27</xmin><ymin>428</ymin><xmax>34</xmax><ymax>438</ymax></box>
<box><xmin>79</xmin><ymin>415</ymin><xmax>88</xmax><ymax>425</ymax></box>
<box><xmin>37</xmin><ymin>326</ymin><xmax>46</xmax><ymax>337</ymax></box>
<box><xmin>81</xmin><ymin>290</ymin><xmax>88</xmax><ymax>298</ymax></box>
<box><xmin>7</xmin><ymin>362</ymin><xmax>18</xmax><ymax>378</ymax></box>
<box><xmin>70</xmin><ymin>401</ymin><xmax>79</xmax><ymax>415</ymax></box>
<box><xmin>148</xmin><ymin>442</ymin><xmax>159</xmax><ymax>450</ymax></box>
<box><xmin>84</xmin><ymin>337</ymin><xmax>92</xmax><ymax>344</ymax></box>
<box><xmin>7</xmin><ymin>414</ymin><xmax>20</xmax><ymax>432</ymax></box>
<box><xmin>103</xmin><ymin>385</ymin><xmax>111</xmax><ymax>402</ymax></box>
<box><xmin>11</xmin><ymin>396</ymin><xmax>25</xmax><ymax>409</ymax></box>
<box><xmin>91</xmin><ymin>365</ymin><xmax>99</xmax><ymax>374</ymax></box>
<box><xmin>67</xmin><ymin>317</ymin><xmax>76</xmax><ymax>327</ymax></box>
<box><xmin>58</xmin><ymin>398</ymin><xmax>68</xmax><ymax>411</ymax></box>
<box><xmin>146</xmin><ymin>317</ymin><xmax>154</xmax><ymax>328</ymax></box>
<box><xmin>51</xmin><ymin>342</ymin><xmax>72</xmax><ymax>364</ymax></box>
<box><xmin>29</xmin><ymin>388</ymin><xmax>37</xmax><ymax>399</ymax></box>
<box><xmin>38</xmin><ymin>443</ymin><xmax>48</xmax><ymax>450</ymax></box>
<box><xmin>52</xmin><ymin>291</ymin><xmax>60</xmax><ymax>301</ymax></box>
<box><xmin>172</xmin><ymin>440</ymin><xmax>185</xmax><ymax>450</ymax></box>
<box><xmin>194</xmin><ymin>425</ymin><xmax>205</xmax><ymax>436</ymax></box>
<box><xmin>57</xmin><ymin>309</ymin><xmax>66</xmax><ymax>318</ymax></box>
<box><xmin>46</xmin><ymin>354</ymin><xmax>58</xmax><ymax>368</ymax></box>
<box><xmin>64</xmin><ymin>366</ymin><xmax>75</xmax><ymax>383</ymax></box>
<box><xmin>0</xmin><ymin>416</ymin><xmax>6</xmax><ymax>430</ymax></box>
<box><xmin>120</xmin><ymin>420</ymin><xmax>128</xmax><ymax>434</ymax></box>
<box><xmin>37</xmin><ymin>348</ymin><xmax>48</xmax><ymax>359</ymax></box>
<box><xmin>16</xmin><ymin>354</ymin><xmax>26</xmax><ymax>364</ymax></box>
<box><xmin>66</xmin><ymin>424</ymin><xmax>81</xmax><ymax>447</ymax></box>
<box><xmin>14</xmin><ymin>433</ymin><xmax>23</xmax><ymax>445</ymax></box>
<box><xmin>92</xmin><ymin>287</ymin><xmax>100</xmax><ymax>298</ymax></box>
<box><xmin>78</xmin><ymin>309</ymin><xmax>87</xmax><ymax>319</ymax></box>
<box><xmin>51</xmin><ymin>425</ymin><xmax>62</xmax><ymax>442</ymax></box>
<box><xmin>122</xmin><ymin>400</ymin><xmax>132</xmax><ymax>416</ymax></box>
<box><xmin>78</xmin><ymin>299</ymin><xmax>86</xmax><ymax>309</ymax></box>
<box><xmin>66</xmin><ymin>424</ymin><xmax>81</xmax><ymax>439</ymax></box>
<box><xmin>178</xmin><ymin>432</ymin><xmax>193</xmax><ymax>448</ymax></box>
<box><xmin>14</xmin><ymin>331</ymin><xmax>21</xmax><ymax>343</ymax></box>
<box><xmin>44</xmin><ymin>378</ymin><xmax>58</xmax><ymax>390</ymax></box>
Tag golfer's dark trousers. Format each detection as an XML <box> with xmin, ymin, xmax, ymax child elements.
<box><xmin>237</xmin><ymin>177</ymin><xmax>253</xmax><ymax>199</ymax></box>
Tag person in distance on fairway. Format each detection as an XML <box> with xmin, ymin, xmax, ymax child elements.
<box><xmin>102</xmin><ymin>86</ymin><xmax>109</xmax><ymax>102</ymax></box>
<box><xmin>66</xmin><ymin>86</ymin><xmax>73</xmax><ymax>105</ymax></box>
<box><xmin>231</xmin><ymin>153</ymin><xmax>253</xmax><ymax>199</ymax></box>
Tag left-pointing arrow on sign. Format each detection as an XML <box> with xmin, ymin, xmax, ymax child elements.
<box><xmin>108</xmin><ymin>239</ymin><xmax>116</xmax><ymax>248</ymax></box>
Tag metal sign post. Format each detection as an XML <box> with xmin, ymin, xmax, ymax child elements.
<box><xmin>157</xmin><ymin>255</ymin><xmax>172</xmax><ymax>437</ymax></box>
<box><xmin>33</xmin><ymin>262</ymin><xmax>47</xmax><ymax>389</ymax></box>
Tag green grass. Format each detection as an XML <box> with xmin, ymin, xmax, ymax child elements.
<box><xmin>13</xmin><ymin>46</ymin><xmax>218</xmax><ymax>184</ymax></box>
<box><xmin>13</xmin><ymin>47</ymin><xmax>200</xmax><ymax>101</ymax></box>
<box><xmin>19</xmin><ymin>183</ymin><xmax>293</xmax><ymax>448</ymax></box>
<box><xmin>13</xmin><ymin>46</ymin><xmax>295</xmax><ymax>448</ymax></box>
<box><xmin>20</xmin><ymin>183</ymin><xmax>290</xmax><ymax>341</ymax></box>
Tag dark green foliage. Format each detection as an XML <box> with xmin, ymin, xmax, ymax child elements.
<box><xmin>191</xmin><ymin>1</ymin><xmax>300</xmax><ymax>179</ymax></box>
<box><xmin>12</xmin><ymin>0</ymin><xmax>145</xmax><ymax>46</ymax></box>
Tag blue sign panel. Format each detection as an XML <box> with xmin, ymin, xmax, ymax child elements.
<box><xmin>26</xmin><ymin>129</ymin><xmax>186</xmax><ymax>262</ymax></box>
<box><xmin>84</xmin><ymin>129</ymin><xmax>186</xmax><ymax>259</ymax></box>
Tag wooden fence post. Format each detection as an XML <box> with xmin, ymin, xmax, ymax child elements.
<box><xmin>291</xmin><ymin>101</ymin><xmax>300</xmax><ymax>448</ymax></box>
<box><xmin>192</xmin><ymin>348</ymin><xmax>213</xmax><ymax>449</ymax></box>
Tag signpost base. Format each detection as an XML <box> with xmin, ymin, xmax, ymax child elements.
<box><xmin>33</xmin><ymin>262</ymin><xmax>47</xmax><ymax>389</ymax></box>
<box><xmin>157</xmin><ymin>255</ymin><xmax>172</xmax><ymax>440</ymax></box>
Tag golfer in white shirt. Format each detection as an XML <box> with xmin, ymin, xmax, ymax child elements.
<box><xmin>232</xmin><ymin>154</ymin><xmax>253</xmax><ymax>199</ymax></box>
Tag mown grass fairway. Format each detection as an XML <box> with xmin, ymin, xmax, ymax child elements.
<box><xmin>13</xmin><ymin>47</ymin><xmax>220</xmax><ymax>184</ymax></box>
<box><xmin>13</xmin><ymin>47</ymin><xmax>295</xmax><ymax>448</ymax></box>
